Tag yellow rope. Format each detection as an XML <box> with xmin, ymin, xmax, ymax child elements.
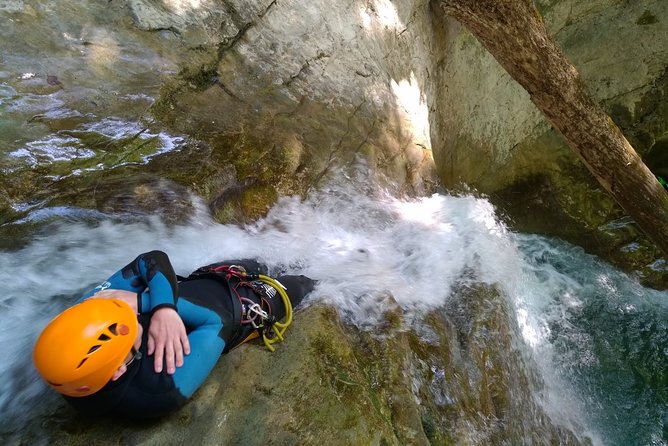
<box><xmin>257</xmin><ymin>274</ymin><xmax>293</xmax><ymax>352</ymax></box>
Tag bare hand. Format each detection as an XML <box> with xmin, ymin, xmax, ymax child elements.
<box><xmin>148</xmin><ymin>308</ymin><xmax>190</xmax><ymax>374</ymax></box>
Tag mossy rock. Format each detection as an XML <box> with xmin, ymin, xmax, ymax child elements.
<box><xmin>10</xmin><ymin>288</ymin><xmax>591</xmax><ymax>445</ymax></box>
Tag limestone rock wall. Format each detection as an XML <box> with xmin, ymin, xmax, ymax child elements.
<box><xmin>136</xmin><ymin>0</ymin><xmax>442</xmax><ymax>201</ymax></box>
<box><xmin>0</xmin><ymin>0</ymin><xmax>441</xmax><ymax>231</ymax></box>
<box><xmin>430</xmin><ymin>0</ymin><xmax>668</xmax><ymax>286</ymax></box>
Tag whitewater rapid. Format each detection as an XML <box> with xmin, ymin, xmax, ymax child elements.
<box><xmin>1</xmin><ymin>175</ymin><xmax>666</xmax><ymax>445</ymax></box>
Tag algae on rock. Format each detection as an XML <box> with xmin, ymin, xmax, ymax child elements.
<box><xmin>20</xmin><ymin>281</ymin><xmax>591</xmax><ymax>445</ymax></box>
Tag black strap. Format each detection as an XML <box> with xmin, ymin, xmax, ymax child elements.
<box><xmin>179</xmin><ymin>270</ymin><xmax>245</xmax><ymax>353</ymax></box>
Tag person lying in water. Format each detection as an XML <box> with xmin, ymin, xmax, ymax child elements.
<box><xmin>33</xmin><ymin>250</ymin><xmax>314</xmax><ymax>419</ymax></box>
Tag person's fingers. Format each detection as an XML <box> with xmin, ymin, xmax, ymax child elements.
<box><xmin>111</xmin><ymin>364</ymin><xmax>127</xmax><ymax>381</ymax></box>
<box><xmin>174</xmin><ymin>338</ymin><xmax>184</xmax><ymax>368</ymax></box>
<box><xmin>181</xmin><ymin>330</ymin><xmax>191</xmax><ymax>355</ymax></box>
<box><xmin>147</xmin><ymin>333</ymin><xmax>155</xmax><ymax>356</ymax></box>
<box><xmin>146</xmin><ymin>308</ymin><xmax>190</xmax><ymax>374</ymax></box>
<box><xmin>153</xmin><ymin>338</ymin><xmax>165</xmax><ymax>373</ymax></box>
<box><xmin>164</xmin><ymin>341</ymin><xmax>176</xmax><ymax>374</ymax></box>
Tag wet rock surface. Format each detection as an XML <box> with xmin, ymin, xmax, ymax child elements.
<box><xmin>0</xmin><ymin>0</ymin><xmax>662</xmax><ymax>444</ymax></box>
<box><xmin>431</xmin><ymin>0</ymin><xmax>668</xmax><ymax>288</ymax></box>
<box><xmin>9</xmin><ymin>288</ymin><xmax>589</xmax><ymax>446</ymax></box>
<box><xmin>0</xmin><ymin>0</ymin><xmax>438</xmax><ymax>238</ymax></box>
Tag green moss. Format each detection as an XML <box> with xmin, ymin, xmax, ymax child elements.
<box><xmin>310</xmin><ymin>330</ymin><xmax>375</xmax><ymax>410</ymax></box>
<box><xmin>0</xmin><ymin>220</ymin><xmax>39</xmax><ymax>250</ymax></box>
<box><xmin>181</xmin><ymin>66</ymin><xmax>219</xmax><ymax>92</ymax></box>
<box><xmin>421</xmin><ymin>414</ymin><xmax>436</xmax><ymax>440</ymax></box>
<box><xmin>636</xmin><ymin>10</ymin><xmax>658</xmax><ymax>26</ymax></box>
<box><xmin>420</xmin><ymin>413</ymin><xmax>455</xmax><ymax>445</ymax></box>
<box><xmin>98</xmin><ymin>136</ymin><xmax>163</xmax><ymax>169</ymax></box>
<box><xmin>213</xmin><ymin>202</ymin><xmax>238</xmax><ymax>224</ymax></box>
<box><xmin>11</xmin><ymin>128</ymin><xmax>167</xmax><ymax>184</ymax></box>
<box><xmin>306</xmin><ymin>331</ymin><xmax>377</xmax><ymax>435</ymax></box>
<box><xmin>382</xmin><ymin>308</ymin><xmax>402</xmax><ymax>330</ymax></box>
<box><xmin>238</xmin><ymin>184</ymin><xmax>278</xmax><ymax>220</ymax></box>
<box><xmin>151</xmin><ymin>82</ymin><xmax>182</xmax><ymax>121</ymax></box>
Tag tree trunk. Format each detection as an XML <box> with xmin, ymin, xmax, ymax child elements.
<box><xmin>437</xmin><ymin>0</ymin><xmax>668</xmax><ymax>257</ymax></box>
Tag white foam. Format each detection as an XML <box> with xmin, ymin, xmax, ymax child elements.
<box><xmin>0</xmin><ymin>177</ymin><xmax>664</xmax><ymax>444</ymax></box>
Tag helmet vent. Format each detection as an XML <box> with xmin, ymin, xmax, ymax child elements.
<box><xmin>46</xmin><ymin>380</ymin><xmax>63</xmax><ymax>387</ymax></box>
<box><xmin>98</xmin><ymin>333</ymin><xmax>111</xmax><ymax>341</ymax></box>
<box><xmin>108</xmin><ymin>323</ymin><xmax>118</xmax><ymax>335</ymax></box>
<box><xmin>87</xmin><ymin>345</ymin><xmax>102</xmax><ymax>354</ymax></box>
<box><xmin>76</xmin><ymin>358</ymin><xmax>88</xmax><ymax>369</ymax></box>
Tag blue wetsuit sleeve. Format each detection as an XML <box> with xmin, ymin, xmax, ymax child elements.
<box><xmin>78</xmin><ymin>250</ymin><xmax>178</xmax><ymax>313</ymax></box>
<box><xmin>170</xmin><ymin>298</ymin><xmax>226</xmax><ymax>398</ymax></box>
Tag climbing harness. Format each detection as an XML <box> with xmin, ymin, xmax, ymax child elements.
<box><xmin>215</xmin><ymin>265</ymin><xmax>293</xmax><ymax>352</ymax></box>
<box><xmin>181</xmin><ymin>263</ymin><xmax>293</xmax><ymax>352</ymax></box>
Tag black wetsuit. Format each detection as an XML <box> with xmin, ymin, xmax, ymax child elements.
<box><xmin>63</xmin><ymin>251</ymin><xmax>314</xmax><ymax>419</ymax></box>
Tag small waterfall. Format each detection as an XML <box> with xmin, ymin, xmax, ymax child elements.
<box><xmin>515</xmin><ymin>235</ymin><xmax>668</xmax><ymax>446</ymax></box>
<box><xmin>1</xmin><ymin>176</ymin><xmax>666</xmax><ymax>444</ymax></box>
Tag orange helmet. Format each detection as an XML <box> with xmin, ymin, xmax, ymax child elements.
<box><xmin>33</xmin><ymin>298</ymin><xmax>138</xmax><ymax>397</ymax></box>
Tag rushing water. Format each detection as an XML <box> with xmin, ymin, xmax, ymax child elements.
<box><xmin>3</xmin><ymin>3</ymin><xmax>666</xmax><ymax>444</ymax></box>
<box><xmin>0</xmin><ymin>173</ymin><xmax>666</xmax><ymax>445</ymax></box>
